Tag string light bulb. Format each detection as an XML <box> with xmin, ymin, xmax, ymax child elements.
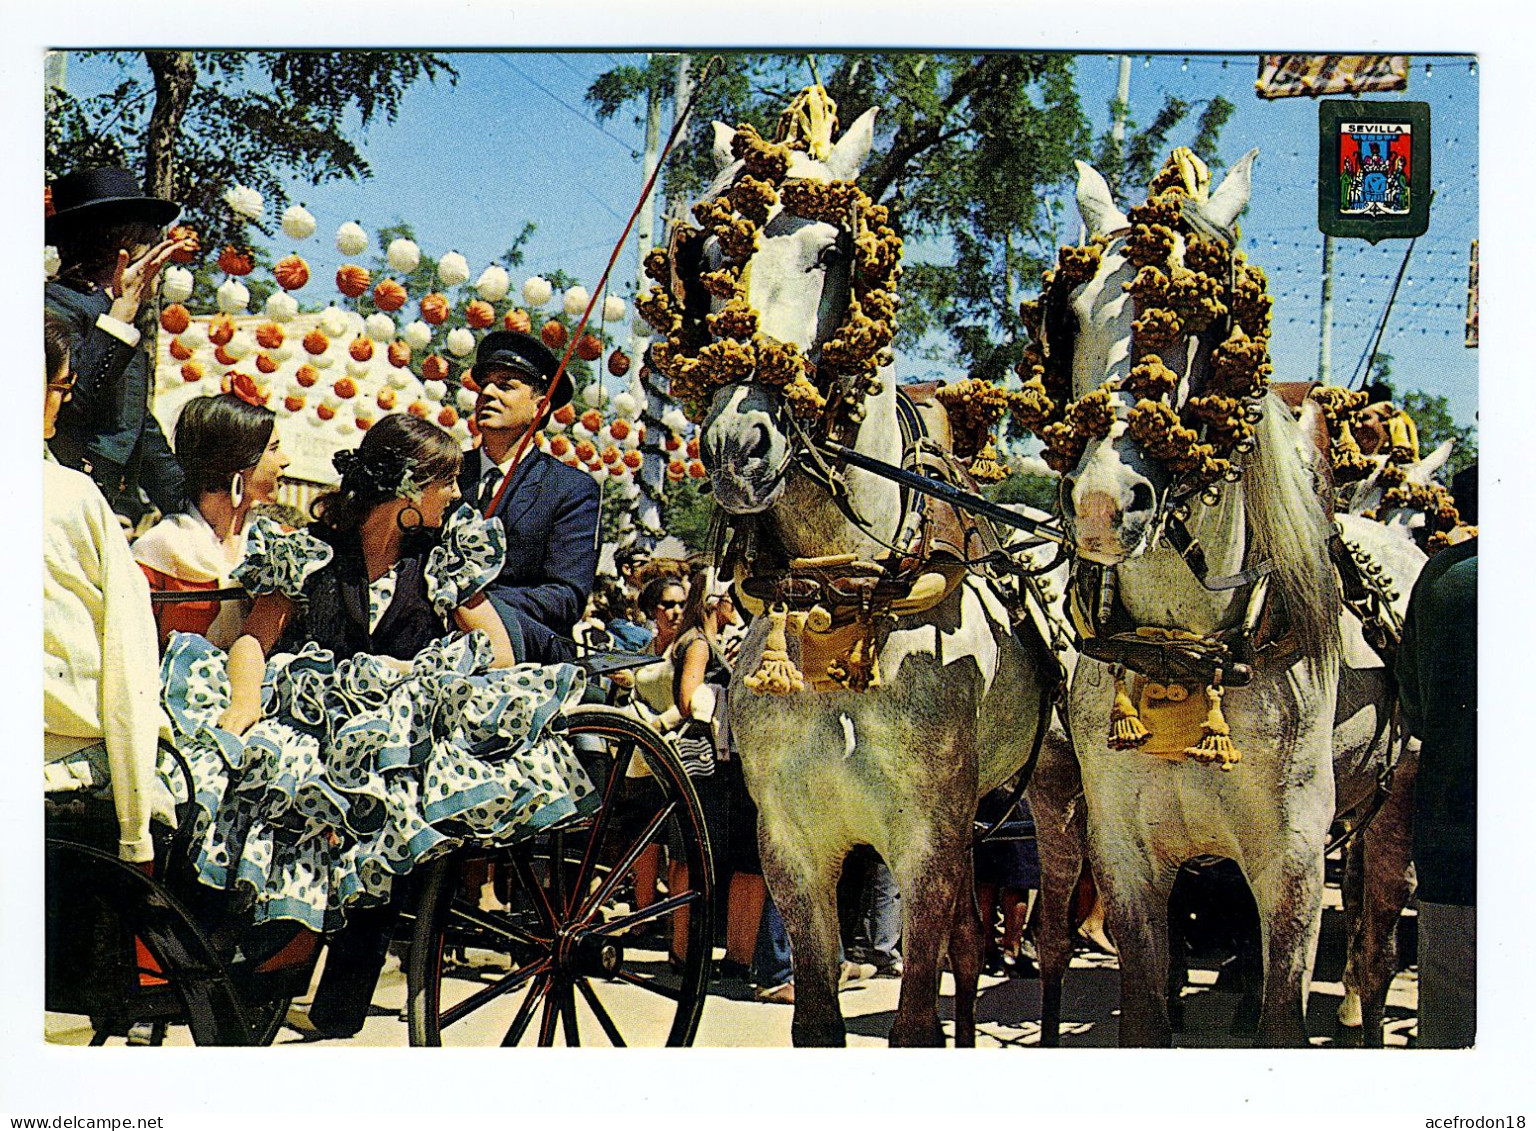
<box><xmin>1425</xmin><ymin>62</ymin><xmax>1434</xmax><ymax>78</ymax></box>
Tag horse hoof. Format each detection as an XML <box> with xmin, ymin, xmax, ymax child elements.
<box><xmin>1337</xmin><ymin>991</ymin><xmax>1363</xmax><ymax>1028</ymax></box>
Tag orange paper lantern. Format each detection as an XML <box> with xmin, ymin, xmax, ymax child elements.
<box><xmin>168</xmin><ymin>225</ymin><xmax>201</xmax><ymax>264</ymax></box>
<box><xmin>421</xmin><ymin>355</ymin><xmax>449</xmax><ymax>382</ymax></box>
<box><xmin>575</xmin><ymin>333</ymin><xmax>602</xmax><ymax>362</ymax></box>
<box><xmin>274</xmin><ymin>254</ymin><xmax>310</xmax><ymax>291</ymax></box>
<box><xmin>373</xmin><ymin>278</ymin><xmax>408</xmax><ymax>312</ymax></box>
<box><xmin>208</xmin><ymin>315</ymin><xmax>236</xmax><ymax>347</ymax></box>
<box><xmin>541</xmin><ymin>320</ymin><xmax>568</xmax><ymax>350</ymax></box>
<box><xmin>180</xmin><ymin>361</ymin><xmax>204</xmax><ymax>383</ymax></box>
<box><xmin>295</xmin><ymin>364</ymin><xmax>319</xmax><ymax>388</ymax></box>
<box><xmin>349</xmin><ymin>337</ymin><xmax>375</xmax><ymax>362</ymax></box>
<box><xmin>255</xmin><ymin>322</ymin><xmax>285</xmax><ymax>349</ymax></box>
<box><xmin>160</xmin><ymin>303</ymin><xmax>191</xmax><ymax>335</ymax></box>
<box><xmin>552</xmin><ymin>404</ymin><xmax>576</xmax><ymax>426</ymax></box>
<box><xmin>218</xmin><ymin>245</ymin><xmax>254</xmax><ymax>276</ymax></box>
<box><xmin>333</xmin><ymin>376</ymin><xmax>358</xmax><ymax>399</ymax></box>
<box><xmin>465</xmin><ymin>300</ymin><xmax>495</xmax><ymax>330</ymax></box>
<box><xmin>336</xmin><ymin>264</ymin><xmax>371</xmax><ymax>297</ymax></box>
<box><xmin>255</xmin><ymin>353</ymin><xmax>279</xmax><ymax>374</ymax></box>
<box><xmin>377</xmin><ymin>388</ymin><xmax>397</xmax><ymax>410</ymax></box>
<box><xmin>420</xmin><ymin>292</ymin><xmax>450</xmax><ymax>325</ymax></box>
<box><xmin>607</xmin><ymin>349</ymin><xmax>631</xmax><ymax>377</ymax></box>
<box><xmin>303</xmin><ymin>329</ymin><xmax>330</xmax><ymax>355</ymax></box>
<box><xmin>169</xmin><ymin>338</ymin><xmax>193</xmax><ymax>361</ymax></box>
<box><xmin>284</xmin><ymin>394</ymin><xmax>306</xmax><ymax>413</ymax></box>
<box><xmin>437</xmin><ymin>406</ymin><xmax>458</xmax><ymax>428</ymax></box>
<box><xmin>504</xmin><ymin>308</ymin><xmax>531</xmax><ymax>333</ymax></box>
<box><xmin>387</xmin><ymin>340</ymin><xmax>412</xmax><ymax>368</ymax></box>
<box><xmin>316</xmin><ymin>403</ymin><xmax>336</xmax><ymax>421</ymax></box>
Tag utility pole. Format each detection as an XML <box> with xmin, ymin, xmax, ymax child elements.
<box><xmin>1109</xmin><ymin>55</ymin><xmax>1132</xmax><ymax>195</ymax></box>
<box><xmin>1318</xmin><ymin>234</ymin><xmax>1335</xmax><ymax>383</ymax></box>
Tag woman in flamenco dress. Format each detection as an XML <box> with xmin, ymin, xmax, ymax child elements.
<box><xmin>159</xmin><ymin>412</ymin><xmax>597</xmax><ymax>1038</ymax></box>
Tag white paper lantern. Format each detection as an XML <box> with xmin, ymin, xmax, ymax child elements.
<box><xmin>424</xmin><ymin>379</ymin><xmax>448</xmax><ymax>402</ymax></box>
<box><xmin>320</xmin><ymin>306</ymin><xmax>350</xmax><ymax>338</ymax></box>
<box><xmin>161</xmin><ymin>265</ymin><xmax>194</xmax><ymax>304</ymax></box>
<box><xmin>312</xmin><ymin>351</ymin><xmax>336</xmax><ymax>370</ymax></box>
<box><xmin>270</xmin><ymin>339</ymin><xmax>295</xmax><ymax>362</ymax></box>
<box><xmin>581</xmin><ymin>381</ymin><xmax>605</xmax><ymax>408</ymax></box>
<box><xmin>43</xmin><ymin>245</ymin><xmax>60</xmax><ymax>280</ymax></box>
<box><xmin>475</xmin><ymin>265</ymin><xmax>510</xmax><ymax>303</ymax></box>
<box><xmin>611</xmin><ymin>391</ymin><xmax>639</xmax><ymax>420</ymax></box>
<box><xmin>456</xmin><ymin>386</ymin><xmax>478</xmax><ymax>413</ymax></box>
<box><xmin>438</xmin><ymin>251</ymin><xmax>470</xmax><ymax>288</ymax></box>
<box><xmin>365</xmin><ymin>312</ymin><xmax>396</xmax><ymax>342</ymax></box>
<box><xmin>386</xmin><ymin>237</ymin><xmax>421</xmax><ymax>274</ymax></box>
<box><xmin>223</xmin><ymin>330</ymin><xmax>255</xmax><ymax>360</ymax></box>
<box><xmin>661</xmin><ymin>407</ymin><xmax>689</xmax><ymax>434</ymax></box>
<box><xmin>522</xmin><ymin>276</ymin><xmax>553</xmax><ymax>307</ymax></box>
<box><xmin>387</xmin><ymin>367</ymin><xmax>412</xmax><ymax>390</ymax></box>
<box><xmin>281</xmin><ymin>205</ymin><xmax>317</xmax><ymax>240</ymax></box>
<box><xmin>336</xmin><ymin>221</ymin><xmax>369</xmax><ymax>257</ymax></box>
<box><xmin>562</xmin><ymin>286</ymin><xmax>590</xmax><ymax>317</ymax></box>
<box><xmin>223</xmin><ymin>184</ymin><xmax>264</xmax><ymax>221</ymax></box>
<box><xmin>347</xmin><ymin>357</ymin><xmax>371</xmax><ymax>378</ymax></box>
<box><xmin>602</xmin><ymin>295</ymin><xmax>627</xmax><ymax>322</ymax></box>
<box><xmin>403</xmin><ymin>320</ymin><xmax>433</xmax><ymax>351</ymax></box>
<box><xmin>265</xmin><ymin>292</ymin><xmax>299</xmax><ymax>322</ymax></box>
<box><xmin>446</xmin><ymin>328</ymin><xmax>476</xmax><ymax>358</ymax></box>
<box><xmin>216</xmin><ymin>278</ymin><xmax>250</xmax><ymax>314</ymax></box>
<box><xmin>631</xmin><ymin>315</ymin><xmax>653</xmax><ymax>340</ymax></box>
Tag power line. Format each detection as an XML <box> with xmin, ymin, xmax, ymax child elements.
<box><xmin>496</xmin><ymin>56</ymin><xmax>640</xmax><ymax>158</ymax></box>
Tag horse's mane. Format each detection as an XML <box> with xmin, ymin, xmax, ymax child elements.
<box><xmin>1242</xmin><ymin>392</ymin><xmax>1341</xmax><ymax>670</ymax></box>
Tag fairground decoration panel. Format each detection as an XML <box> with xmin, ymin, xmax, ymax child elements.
<box><xmin>1318</xmin><ymin>100</ymin><xmax>1431</xmax><ymax>242</ymax></box>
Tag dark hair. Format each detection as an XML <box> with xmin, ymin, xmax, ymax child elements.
<box><xmin>44</xmin><ymin>312</ymin><xmax>71</xmax><ymax>385</ymax></box>
<box><xmin>173</xmin><ymin>394</ymin><xmax>277</xmax><ymax>503</ymax></box>
<box><xmin>1451</xmin><ymin>462</ymin><xmax>1478</xmax><ymax>526</ymax></box>
<box><xmin>615</xmin><ymin>544</ymin><xmax>650</xmax><ymax>570</ymax></box>
<box><xmin>590</xmin><ymin>576</ymin><xmax>638</xmax><ymax>623</ymax></box>
<box><xmin>674</xmin><ymin>571</ymin><xmax>712</xmax><ymax>640</ymax></box>
<box><xmin>311</xmin><ymin>413</ymin><xmax>461</xmax><ymax>535</ymax></box>
<box><xmin>54</xmin><ymin>219</ymin><xmax>167</xmax><ymax>283</ymax></box>
<box><xmin>638</xmin><ymin>574</ymin><xmax>686</xmax><ymax>618</ymax></box>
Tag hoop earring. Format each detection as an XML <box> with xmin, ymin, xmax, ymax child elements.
<box><xmin>229</xmin><ymin>472</ymin><xmax>245</xmax><ymax>510</ymax></box>
<box><xmin>396</xmin><ymin>503</ymin><xmax>423</xmax><ymax>532</ymax></box>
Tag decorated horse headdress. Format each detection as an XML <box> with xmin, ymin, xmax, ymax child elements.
<box><xmin>637</xmin><ymin>87</ymin><xmax>902</xmax><ymax>438</ymax></box>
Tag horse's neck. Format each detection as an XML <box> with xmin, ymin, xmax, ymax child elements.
<box><xmin>770</xmin><ymin>372</ymin><xmax>903</xmax><ymax>560</ymax></box>
<box><xmin>1115</xmin><ymin>486</ymin><xmax>1247</xmax><ymax>636</ymax></box>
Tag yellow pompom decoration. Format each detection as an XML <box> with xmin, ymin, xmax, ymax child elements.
<box><xmin>1185</xmin><ymin>683</ymin><xmax>1241</xmax><ymax>770</ymax></box>
<box><xmin>744</xmin><ymin>606</ymin><xmax>806</xmax><ymax>696</ymax></box>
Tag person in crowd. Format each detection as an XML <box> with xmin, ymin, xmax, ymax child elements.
<box><xmin>460</xmin><ymin>330</ymin><xmax>599</xmax><ymax>664</ymax></box>
<box><xmin>43</xmin><ymin>311</ymin><xmax>175</xmax><ymax>865</ymax></box>
<box><xmin>614</xmin><ymin>543</ymin><xmax>651</xmax><ymax>603</ymax></box>
<box><xmin>132</xmin><ymin>393</ymin><xmax>289</xmax><ymax>648</ymax></box>
<box><xmin>46</xmin><ymin>167</ymin><xmax>194</xmax><ymax>523</ymax></box>
<box><xmin>841</xmin><ymin>849</ymin><xmax>904</xmax><ymax>979</ymax></box>
<box><xmin>975</xmin><ymin>784</ymin><xmax>1039</xmax><ymax>978</ymax></box>
<box><xmin>706</xmin><ymin>578</ymin><xmax>747</xmax><ymax>665</ymax></box>
<box><xmin>157</xmin><ymin>413</ymin><xmax>595</xmax><ymax>1040</ymax></box>
<box><xmin>1398</xmin><ymin>468</ymin><xmax>1478</xmax><ymax>1048</ymax></box>
<box><xmin>589</xmin><ymin>575</ymin><xmax>654</xmax><ymax>652</ymax></box>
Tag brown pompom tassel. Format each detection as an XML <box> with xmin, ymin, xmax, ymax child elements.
<box><xmin>967</xmin><ymin>438</ymin><xmax>1009</xmax><ymax>484</ymax></box>
<box><xmin>826</xmin><ymin>632</ymin><xmax>881</xmax><ymax>692</ymax></box>
<box><xmin>1185</xmin><ymin>684</ymin><xmax>1241</xmax><ymax>770</ymax></box>
<box><xmin>1107</xmin><ymin>667</ymin><xmax>1150</xmax><ymax>749</ymax></box>
<box><xmin>744</xmin><ymin>606</ymin><xmax>806</xmax><ymax>695</ymax></box>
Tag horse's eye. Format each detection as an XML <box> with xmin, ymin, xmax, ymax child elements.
<box><xmin>812</xmin><ymin>243</ymin><xmax>844</xmax><ymax>272</ymax></box>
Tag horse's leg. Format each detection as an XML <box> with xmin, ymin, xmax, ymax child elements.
<box><xmin>948</xmin><ymin>844</ymin><xmax>982</xmax><ymax>1048</ymax></box>
<box><xmin>1349</xmin><ymin>756</ymin><xmax>1417</xmax><ymax>1048</ymax></box>
<box><xmin>1028</xmin><ymin>742</ymin><xmax>1084</xmax><ymax>1048</ymax></box>
<box><xmin>1091</xmin><ymin>839</ymin><xmax>1175</xmax><ymax>1047</ymax></box>
<box><xmin>889</xmin><ymin>819</ymin><xmax>973</xmax><ymax>1047</ymax></box>
<box><xmin>1246</xmin><ymin>844</ymin><xmax>1327</xmax><ymax>1048</ymax></box>
<box><xmin>1337</xmin><ymin>831</ymin><xmax>1367</xmax><ymax>1033</ymax></box>
<box><xmin>759</xmin><ymin>826</ymin><xmax>847</xmax><ymax>1047</ymax></box>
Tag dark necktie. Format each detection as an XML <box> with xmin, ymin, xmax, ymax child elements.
<box><xmin>479</xmin><ymin>466</ymin><xmax>502</xmax><ymax>510</ymax></box>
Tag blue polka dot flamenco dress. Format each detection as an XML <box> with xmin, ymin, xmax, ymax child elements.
<box><xmin>157</xmin><ymin>505</ymin><xmax>598</xmax><ymax>933</ymax></box>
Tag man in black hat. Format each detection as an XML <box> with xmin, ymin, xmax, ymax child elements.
<box><xmin>46</xmin><ymin>167</ymin><xmax>193</xmax><ymax>523</ymax></box>
<box><xmin>458</xmin><ymin>330</ymin><xmax>599</xmax><ymax>664</ymax></box>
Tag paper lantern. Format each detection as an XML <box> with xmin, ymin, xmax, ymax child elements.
<box><xmin>574</xmin><ymin>439</ymin><xmax>596</xmax><ymax>463</ymax></box>
<box><xmin>464</xmin><ymin>300</ymin><xmax>495</xmax><ymax>330</ymax></box>
<box><xmin>541</xmin><ymin>320</ymin><xmax>568</xmax><ymax>350</ymax></box>
<box><xmin>333</xmin><ymin>376</ymin><xmax>358</xmax><ymax>399</ymax></box>
<box><xmin>160</xmin><ymin>304</ymin><xmax>191</xmax><ymax>335</ymax></box>
<box><xmin>552</xmin><ymin>404</ymin><xmax>576</xmax><ymax>426</ymax></box>
<box><xmin>281</xmin><ymin>205</ymin><xmax>317</xmax><ymax>240</ymax></box>
<box><xmin>208</xmin><ymin>315</ymin><xmax>236</xmax><ymax>347</ymax></box>
<box><xmin>387</xmin><ymin>238</ymin><xmax>421</xmax><ymax>274</ymax></box>
<box><xmin>373</xmin><ymin>278</ymin><xmax>408</xmax><ymax>312</ymax></box>
<box><xmin>295</xmin><ymin>365</ymin><xmax>319</xmax><ymax>388</ymax></box>
<box><xmin>274</xmin><ymin>254</ymin><xmax>310</xmax><ymax>291</ymax></box>
<box><xmin>255</xmin><ymin>322</ymin><xmax>285</xmax><ymax>350</ymax></box>
<box><xmin>216</xmin><ymin>279</ymin><xmax>250</xmax><ymax>314</ymax></box>
<box><xmin>336</xmin><ymin>264</ymin><xmax>371</xmax><ymax>297</ymax></box>
<box><xmin>562</xmin><ymin>286</ymin><xmax>590</xmax><ymax>316</ymax></box>
<box><xmin>622</xmin><ymin>450</ymin><xmax>643</xmax><ymax>470</ymax></box>
<box><xmin>168</xmin><ymin>225</ymin><xmax>201</xmax><ymax>264</ymax></box>
<box><xmin>522</xmin><ymin>276</ymin><xmax>553</xmax><ymax>307</ymax></box>
<box><xmin>423</xmin><ymin>379</ymin><xmax>448</xmax><ymax>402</ymax></box>
<box><xmin>223</xmin><ymin>331</ymin><xmax>254</xmax><ymax>360</ymax></box>
<box><xmin>504</xmin><ymin>308</ymin><xmax>531</xmax><ymax>333</ymax></box>
<box><xmin>377</xmin><ymin>387</ymin><xmax>397</xmax><ymax>410</ymax></box>
<box><xmin>265</xmin><ymin>292</ymin><xmax>299</xmax><ymax>322</ymax></box>
<box><xmin>446</xmin><ymin>328</ymin><xmax>476</xmax><ymax>357</ymax></box>
<box><xmin>607</xmin><ymin>349</ymin><xmax>631</xmax><ymax>377</ymax></box>
<box><xmin>686</xmin><ymin>437</ymin><xmax>700</xmax><ymax>460</ymax></box>
<box><xmin>218</xmin><ymin>245</ymin><xmax>254</xmax><ymax>276</ymax></box>
<box><xmin>365</xmin><ymin>312</ymin><xmax>396</xmax><ymax>342</ymax></box>
<box><xmin>437</xmin><ymin>406</ymin><xmax>458</xmax><ymax>428</ymax></box>
<box><xmin>438</xmin><ymin>251</ymin><xmax>470</xmax><ymax>288</ymax></box>
<box><xmin>420</xmin><ymin>293</ymin><xmax>450</xmax><ymax>325</ymax></box>
<box><xmin>603</xmin><ymin>295</ymin><xmax>627</xmax><ymax>322</ymax></box>
<box><xmin>161</xmin><ymin>265</ymin><xmax>194</xmax><ymax>304</ymax></box>
<box><xmin>256</xmin><ymin>353</ymin><xmax>279</xmax><ymax>375</ymax></box>
<box><xmin>476</xmin><ymin>265</ymin><xmax>510</xmax><ymax>303</ymax></box>
<box><xmin>580</xmin><ymin>409</ymin><xmax>603</xmax><ymax>432</ymax></box>
<box><xmin>407</xmin><ymin>401</ymin><xmax>431</xmax><ymax>419</ymax></box>
<box><xmin>576</xmin><ymin>333</ymin><xmax>603</xmax><ymax>362</ymax></box>
<box><xmin>548</xmin><ymin>435</ymin><xmax>571</xmax><ymax>458</ymax></box>
<box><xmin>609</xmin><ymin>418</ymin><xmax>631</xmax><ymax>442</ymax></box>
<box><xmin>303</xmin><ymin>329</ymin><xmax>330</xmax><ymax>356</ymax></box>
<box><xmin>181</xmin><ymin>361</ymin><xmax>204</xmax><ymax>384</ymax></box>
<box><xmin>422</xmin><ymin>356</ymin><xmax>449</xmax><ymax>383</ymax></box>
<box><xmin>403</xmin><ymin>320</ymin><xmax>434</xmax><ymax>351</ymax></box>
<box><xmin>667</xmin><ymin>459</ymin><xmax>687</xmax><ymax>482</ymax></box>
<box><xmin>336</xmin><ymin>222</ymin><xmax>369</xmax><ymax>256</ymax></box>
<box><xmin>169</xmin><ymin>338</ymin><xmax>193</xmax><ymax>362</ymax></box>
<box><xmin>223</xmin><ymin>184</ymin><xmax>264</xmax><ymax>221</ymax></box>
<box><xmin>349</xmin><ymin>337</ymin><xmax>375</xmax><ymax>362</ymax></box>
<box><xmin>284</xmin><ymin>394</ymin><xmax>306</xmax><ymax>413</ymax></box>
<box><xmin>687</xmin><ymin>459</ymin><xmax>707</xmax><ymax>479</ymax></box>
<box><xmin>319</xmin><ymin>306</ymin><xmax>350</xmax><ymax>337</ymax></box>
<box><xmin>387</xmin><ymin>340</ymin><xmax>412</xmax><ymax>368</ymax></box>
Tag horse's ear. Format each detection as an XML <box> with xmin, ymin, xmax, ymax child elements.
<box><xmin>1204</xmin><ymin>148</ymin><xmax>1259</xmax><ymax>233</ymax></box>
<box><xmin>1409</xmin><ymin>439</ymin><xmax>1455</xmax><ymax>485</ymax></box>
<box><xmin>1075</xmin><ymin>160</ymin><xmax>1128</xmax><ymax>236</ymax></box>
<box><xmin>712</xmin><ymin>122</ymin><xmax>737</xmax><ymax>172</ymax></box>
<box><xmin>825</xmin><ymin>107</ymin><xmax>879</xmax><ymax>181</ymax></box>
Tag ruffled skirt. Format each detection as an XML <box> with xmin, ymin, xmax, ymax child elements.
<box><xmin>159</xmin><ymin>631</ymin><xmax>598</xmax><ymax>932</ymax></box>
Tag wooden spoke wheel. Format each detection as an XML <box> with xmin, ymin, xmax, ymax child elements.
<box><xmin>45</xmin><ymin>838</ymin><xmax>288</xmax><ymax>1046</ymax></box>
<box><xmin>406</xmin><ymin>706</ymin><xmax>714</xmax><ymax>1047</ymax></box>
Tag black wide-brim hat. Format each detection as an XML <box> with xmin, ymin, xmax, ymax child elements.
<box><xmin>46</xmin><ymin>167</ymin><xmax>180</xmax><ymax>243</ymax></box>
<box><xmin>471</xmin><ymin>330</ymin><xmax>574</xmax><ymax>410</ymax></box>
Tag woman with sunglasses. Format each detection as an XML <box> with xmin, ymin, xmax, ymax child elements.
<box><xmin>44</xmin><ymin>311</ymin><xmax>174</xmax><ymax>867</ymax></box>
<box><xmin>132</xmin><ymin>393</ymin><xmax>289</xmax><ymax>649</ymax></box>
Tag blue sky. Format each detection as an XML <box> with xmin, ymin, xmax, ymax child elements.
<box><xmin>62</xmin><ymin>50</ymin><xmax>1479</xmax><ymax>430</ymax></box>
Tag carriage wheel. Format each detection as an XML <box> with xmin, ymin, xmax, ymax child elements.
<box><xmin>46</xmin><ymin>838</ymin><xmax>272</xmax><ymax>1046</ymax></box>
<box><xmin>406</xmin><ymin>706</ymin><xmax>714</xmax><ymax>1046</ymax></box>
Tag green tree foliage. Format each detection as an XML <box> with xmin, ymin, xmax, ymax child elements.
<box><xmin>662</xmin><ymin>478</ymin><xmax>716</xmax><ymax>553</ymax></box>
<box><xmin>47</xmin><ymin>50</ymin><xmax>458</xmax><ymax>308</ymax></box>
<box><xmin>1401</xmin><ymin>391</ymin><xmax>1478</xmax><ymax>477</ymax></box>
<box><xmin>1095</xmin><ymin>92</ymin><xmax>1236</xmax><ymax>197</ymax></box>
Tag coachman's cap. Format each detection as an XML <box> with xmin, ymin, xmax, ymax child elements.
<box><xmin>46</xmin><ymin>167</ymin><xmax>180</xmax><ymax>242</ymax></box>
<box><xmin>471</xmin><ymin>330</ymin><xmax>573</xmax><ymax>410</ymax></box>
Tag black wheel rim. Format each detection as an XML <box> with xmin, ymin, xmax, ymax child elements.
<box><xmin>406</xmin><ymin>706</ymin><xmax>714</xmax><ymax>1046</ymax></box>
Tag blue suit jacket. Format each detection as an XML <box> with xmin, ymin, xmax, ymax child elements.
<box><xmin>461</xmin><ymin>448</ymin><xmax>601</xmax><ymax>664</ymax></box>
<box><xmin>45</xmin><ymin>280</ymin><xmax>187</xmax><ymax>520</ymax></box>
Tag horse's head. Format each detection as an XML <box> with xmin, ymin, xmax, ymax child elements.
<box><xmin>1052</xmin><ymin>150</ymin><xmax>1259</xmax><ymax>565</ymax></box>
<box><xmin>681</xmin><ymin>104</ymin><xmax>883</xmax><ymax>515</ymax></box>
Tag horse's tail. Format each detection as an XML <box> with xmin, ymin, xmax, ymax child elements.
<box><xmin>1244</xmin><ymin>393</ymin><xmax>1342</xmax><ymax>673</ymax></box>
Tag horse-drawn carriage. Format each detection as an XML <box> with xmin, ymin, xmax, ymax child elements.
<box><xmin>45</xmin><ymin>598</ymin><xmax>717</xmax><ymax>1048</ymax></box>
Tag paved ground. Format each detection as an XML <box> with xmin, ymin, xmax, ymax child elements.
<box><xmin>45</xmin><ymin>883</ymin><xmax>1418</xmax><ymax>1048</ymax></box>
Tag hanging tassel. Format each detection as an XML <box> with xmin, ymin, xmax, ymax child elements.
<box><xmin>1185</xmin><ymin>683</ymin><xmax>1241</xmax><ymax>770</ymax></box>
<box><xmin>744</xmin><ymin>605</ymin><xmax>806</xmax><ymax>695</ymax></box>
<box><xmin>967</xmin><ymin>437</ymin><xmax>1009</xmax><ymax>484</ymax></box>
<box><xmin>1107</xmin><ymin>667</ymin><xmax>1150</xmax><ymax>749</ymax></box>
<box><xmin>826</xmin><ymin>629</ymin><xmax>881</xmax><ymax>692</ymax></box>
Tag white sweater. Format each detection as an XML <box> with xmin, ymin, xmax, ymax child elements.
<box><xmin>43</xmin><ymin>461</ymin><xmax>171</xmax><ymax>862</ymax></box>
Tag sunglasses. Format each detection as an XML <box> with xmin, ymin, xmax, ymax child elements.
<box><xmin>655</xmin><ymin>599</ymin><xmax>685</xmax><ymax>610</ymax></box>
